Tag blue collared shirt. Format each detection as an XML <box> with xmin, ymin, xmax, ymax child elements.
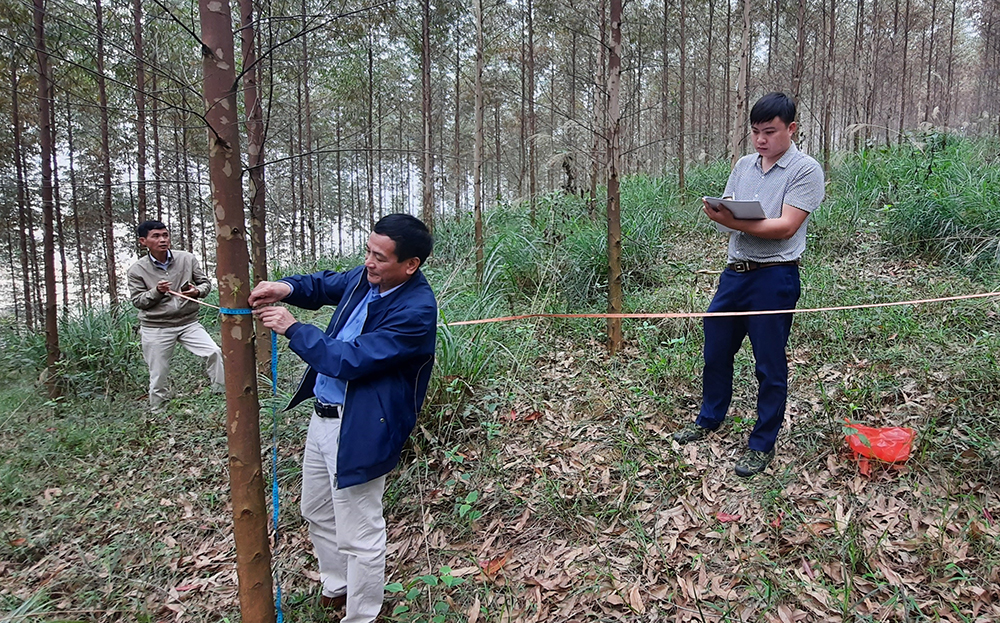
<box><xmin>149</xmin><ymin>250</ymin><xmax>173</xmax><ymax>270</ymax></box>
<box><xmin>313</xmin><ymin>281</ymin><xmax>404</xmax><ymax>405</ymax></box>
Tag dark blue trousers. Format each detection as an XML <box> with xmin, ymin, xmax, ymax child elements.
<box><xmin>696</xmin><ymin>265</ymin><xmax>801</xmax><ymax>452</ymax></box>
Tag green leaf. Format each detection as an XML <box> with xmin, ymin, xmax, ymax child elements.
<box><xmin>434</xmin><ymin>600</ymin><xmax>450</xmax><ymax>613</ymax></box>
<box><xmin>432</xmin><ymin>616</ymin><xmax>446</xmax><ymax>623</ymax></box>
<box><xmin>442</xmin><ymin>575</ymin><xmax>465</xmax><ymax>587</ymax></box>
<box><xmin>465</xmin><ymin>490</ymin><xmax>479</xmax><ymax>504</ymax></box>
<box><xmin>392</xmin><ymin>605</ymin><xmax>410</xmax><ymax>615</ymax></box>
<box><xmin>418</xmin><ymin>574</ymin><xmax>440</xmax><ymax>586</ymax></box>
<box><xmin>405</xmin><ymin>586</ymin><xmax>422</xmax><ymax>601</ymax></box>
<box><xmin>439</xmin><ymin>566</ymin><xmax>452</xmax><ymax>575</ymax></box>
<box><xmin>458</xmin><ymin>504</ymin><xmax>471</xmax><ymax>517</ymax></box>
<box><xmin>385</xmin><ymin>582</ymin><xmax>405</xmax><ymax>593</ymax></box>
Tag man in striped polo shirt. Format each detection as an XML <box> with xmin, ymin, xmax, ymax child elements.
<box><xmin>673</xmin><ymin>92</ymin><xmax>825</xmax><ymax>477</ymax></box>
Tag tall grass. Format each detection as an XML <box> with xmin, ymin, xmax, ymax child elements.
<box><xmin>816</xmin><ymin>133</ymin><xmax>1000</xmax><ymax>280</ymax></box>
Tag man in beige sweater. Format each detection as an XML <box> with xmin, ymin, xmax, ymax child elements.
<box><xmin>127</xmin><ymin>220</ymin><xmax>224</xmax><ymax>411</ymax></box>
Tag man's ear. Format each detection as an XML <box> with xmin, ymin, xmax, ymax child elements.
<box><xmin>404</xmin><ymin>257</ymin><xmax>421</xmax><ymax>276</ymax></box>
<box><xmin>788</xmin><ymin>121</ymin><xmax>798</xmax><ymax>135</ymax></box>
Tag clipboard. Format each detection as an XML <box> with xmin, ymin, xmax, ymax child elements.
<box><xmin>703</xmin><ymin>197</ymin><xmax>766</xmax><ymax>233</ymax></box>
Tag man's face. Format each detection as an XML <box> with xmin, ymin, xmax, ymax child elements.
<box><xmin>364</xmin><ymin>232</ymin><xmax>420</xmax><ymax>292</ymax></box>
<box><xmin>139</xmin><ymin>228</ymin><xmax>171</xmax><ymax>254</ymax></box>
<box><xmin>751</xmin><ymin>117</ymin><xmax>796</xmax><ymax>161</ymax></box>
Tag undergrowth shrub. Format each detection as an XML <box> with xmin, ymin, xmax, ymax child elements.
<box><xmin>55</xmin><ymin>306</ymin><xmax>145</xmax><ymax>396</ymax></box>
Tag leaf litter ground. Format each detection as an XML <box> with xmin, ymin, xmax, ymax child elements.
<box><xmin>3</xmin><ymin>247</ymin><xmax>1000</xmax><ymax>622</ymax></box>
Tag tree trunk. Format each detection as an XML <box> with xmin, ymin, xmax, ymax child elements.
<box><xmin>924</xmin><ymin>0</ymin><xmax>937</xmax><ymax>121</ymax></box>
<box><xmin>50</xmin><ymin>87</ymin><xmax>68</xmax><ymax>315</ymax></box>
<box><xmin>823</xmin><ymin>0</ymin><xmax>836</xmax><ymax>171</ymax></box>
<box><xmin>588</xmin><ymin>0</ymin><xmax>607</xmax><ymax>215</ymax></box>
<box><xmin>367</xmin><ymin>36</ymin><xmax>376</xmax><ymax>228</ymax></box>
<box><xmin>527</xmin><ymin>0</ymin><xmax>537</xmax><ymax>224</ymax></box>
<box><xmin>606</xmin><ymin>0</ymin><xmax>623</xmax><ymax>355</ymax></box>
<box><xmin>134</xmin><ymin>0</ymin><xmax>148</xmax><ymax>224</ymax></box>
<box><xmin>899</xmin><ymin>0</ymin><xmax>910</xmax><ymax>141</ymax></box>
<box><xmin>303</xmin><ymin>0</ymin><xmax>316</xmax><ymax>257</ymax></box>
<box><xmin>731</xmin><ymin>0</ymin><xmax>752</xmax><ymax>166</ymax></box>
<box><xmin>454</xmin><ymin>34</ymin><xmax>462</xmax><ymax>222</ymax></box>
<box><xmin>151</xmin><ymin>68</ymin><xmax>164</xmax><ymax>220</ymax></box>
<box><xmin>661</xmin><ymin>0</ymin><xmax>669</xmax><ymax>173</ymax></box>
<box><xmin>198</xmin><ymin>0</ymin><xmax>275</xmax><ymax>620</ymax></box>
<box><xmin>66</xmin><ymin>97</ymin><xmax>86</xmax><ymax>309</ymax></box>
<box><xmin>239</xmin><ymin>0</ymin><xmax>271</xmax><ymax>376</ymax></box>
<box><xmin>944</xmin><ymin>0</ymin><xmax>957</xmax><ymax>125</ymax></box>
<box><xmin>421</xmin><ymin>0</ymin><xmax>435</xmax><ymax>231</ymax></box>
<box><xmin>336</xmin><ymin>112</ymin><xmax>343</xmax><ymax>255</ymax></box>
<box><xmin>678</xmin><ymin>0</ymin><xmax>686</xmax><ymax>194</ymax></box>
<box><xmin>791</xmin><ymin>0</ymin><xmax>807</xmax><ymax>103</ymax></box>
<box><xmin>12</xmin><ymin>65</ymin><xmax>33</xmax><ymax>330</ymax></box>
<box><xmin>96</xmin><ymin>0</ymin><xmax>118</xmax><ymax>303</ymax></box>
<box><xmin>35</xmin><ymin>0</ymin><xmax>60</xmax><ymax>396</ymax></box>
<box><xmin>474</xmin><ymin>0</ymin><xmax>485</xmax><ymax>283</ymax></box>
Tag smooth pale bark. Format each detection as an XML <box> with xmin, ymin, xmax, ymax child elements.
<box><xmin>303</xmin><ymin>0</ymin><xmax>316</xmax><ymax>257</ymax></box>
<box><xmin>730</xmin><ymin>0</ymin><xmax>751</xmax><ymax>166</ymax></box>
<box><xmin>197</xmin><ymin>0</ymin><xmax>275</xmax><ymax>620</ymax></box>
<box><xmin>661</xmin><ymin>0</ymin><xmax>669</xmax><ymax>173</ymax></box>
<box><xmin>678</xmin><ymin>0</ymin><xmax>686</xmax><ymax>193</ymax></box>
<box><xmin>239</xmin><ymin>0</ymin><xmax>271</xmax><ymax>376</ymax></box>
<box><xmin>50</xmin><ymin>87</ymin><xmax>68</xmax><ymax>314</ymax></box>
<box><xmin>588</xmin><ymin>0</ymin><xmax>606</xmax><ymax>215</ymax></box>
<box><xmin>35</xmin><ymin>0</ymin><xmax>60</xmax><ymax>396</ymax></box>
<box><xmin>367</xmin><ymin>37</ymin><xmax>376</xmax><ymax>228</ymax></box>
<box><xmin>474</xmin><ymin>0</ymin><xmax>484</xmax><ymax>282</ymax></box>
<box><xmin>151</xmin><ymin>68</ymin><xmax>164</xmax><ymax>221</ymax></box>
<box><xmin>421</xmin><ymin>0</ymin><xmax>434</xmax><ymax>231</ymax></box>
<box><xmin>134</xmin><ymin>0</ymin><xmax>147</xmax><ymax>224</ymax></box>
<box><xmin>453</xmin><ymin>35</ymin><xmax>462</xmax><ymax>222</ymax></box>
<box><xmin>791</xmin><ymin>0</ymin><xmax>807</xmax><ymax>104</ymax></box>
<box><xmin>823</xmin><ymin>0</ymin><xmax>836</xmax><ymax>171</ymax></box>
<box><xmin>95</xmin><ymin>0</ymin><xmax>117</xmax><ymax>303</ymax></box>
<box><xmin>527</xmin><ymin>0</ymin><xmax>537</xmax><ymax>224</ymax></box>
<box><xmin>12</xmin><ymin>65</ymin><xmax>33</xmax><ymax>329</ymax></box>
<box><xmin>606</xmin><ymin>0</ymin><xmax>623</xmax><ymax>355</ymax></box>
<box><xmin>66</xmin><ymin>99</ymin><xmax>86</xmax><ymax>309</ymax></box>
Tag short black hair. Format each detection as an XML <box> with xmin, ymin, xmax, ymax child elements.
<box><xmin>750</xmin><ymin>92</ymin><xmax>796</xmax><ymax>126</ymax></box>
<box><xmin>137</xmin><ymin>220</ymin><xmax>168</xmax><ymax>238</ymax></box>
<box><xmin>373</xmin><ymin>214</ymin><xmax>433</xmax><ymax>266</ymax></box>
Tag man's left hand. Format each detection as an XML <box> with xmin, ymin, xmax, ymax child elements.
<box><xmin>254</xmin><ymin>306</ymin><xmax>298</xmax><ymax>336</ymax></box>
<box><xmin>180</xmin><ymin>284</ymin><xmax>200</xmax><ymax>298</ymax></box>
<box><xmin>703</xmin><ymin>200</ymin><xmax>737</xmax><ymax>228</ymax></box>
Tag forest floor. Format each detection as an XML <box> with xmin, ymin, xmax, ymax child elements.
<box><xmin>3</xmin><ymin>218</ymin><xmax>1000</xmax><ymax>622</ymax></box>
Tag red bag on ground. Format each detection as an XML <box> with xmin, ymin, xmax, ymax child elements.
<box><xmin>844</xmin><ymin>420</ymin><xmax>916</xmax><ymax>473</ymax></box>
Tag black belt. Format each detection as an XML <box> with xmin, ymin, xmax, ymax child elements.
<box><xmin>314</xmin><ymin>401</ymin><xmax>343</xmax><ymax>418</ymax></box>
<box><xmin>727</xmin><ymin>259</ymin><xmax>800</xmax><ymax>273</ymax></box>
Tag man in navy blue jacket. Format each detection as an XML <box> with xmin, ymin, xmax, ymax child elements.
<box><xmin>250</xmin><ymin>214</ymin><xmax>436</xmax><ymax>622</ymax></box>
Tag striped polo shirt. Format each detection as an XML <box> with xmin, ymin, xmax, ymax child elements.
<box><xmin>723</xmin><ymin>142</ymin><xmax>825</xmax><ymax>263</ymax></box>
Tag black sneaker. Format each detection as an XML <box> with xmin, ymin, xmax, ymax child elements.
<box><xmin>734</xmin><ymin>449</ymin><xmax>775</xmax><ymax>477</ymax></box>
<box><xmin>672</xmin><ymin>423</ymin><xmax>713</xmax><ymax>444</ymax></box>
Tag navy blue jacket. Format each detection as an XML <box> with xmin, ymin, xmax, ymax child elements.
<box><xmin>281</xmin><ymin>266</ymin><xmax>437</xmax><ymax>488</ymax></box>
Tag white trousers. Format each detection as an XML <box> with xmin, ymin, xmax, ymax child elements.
<box><xmin>139</xmin><ymin>322</ymin><xmax>225</xmax><ymax>409</ymax></box>
<box><xmin>301</xmin><ymin>412</ymin><xmax>387</xmax><ymax>623</ymax></box>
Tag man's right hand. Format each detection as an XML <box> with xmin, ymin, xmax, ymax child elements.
<box><xmin>156</xmin><ymin>280</ymin><xmax>171</xmax><ymax>294</ymax></box>
<box><xmin>248</xmin><ymin>281</ymin><xmax>293</xmax><ymax>307</ymax></box>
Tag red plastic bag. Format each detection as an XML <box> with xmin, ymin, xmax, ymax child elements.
<box><xmin>844</xmin><ymin>420</ymin><xmax>916</xmax><ymax>474</ymax></box>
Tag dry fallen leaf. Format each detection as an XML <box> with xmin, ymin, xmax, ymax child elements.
<box><xmin>717</xmin><ymin>512</ymin><xmax>742</xmax><ymax>523</ymax></box>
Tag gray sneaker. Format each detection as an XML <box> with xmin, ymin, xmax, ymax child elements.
<box><xmin>672</xmin><ymin>423</ymin><xmax>713</xmax><ymax>444</ymax></box>
<box><xmin>734</xmin><ymin>449</ymin><xmax>775</xmax><ymax>477</ymax></box>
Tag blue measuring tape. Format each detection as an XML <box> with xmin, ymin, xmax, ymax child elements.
<box><xmin>219</xmin><ymin>307</ymin><xmax>283</xmax><ymax>621</ymax></box>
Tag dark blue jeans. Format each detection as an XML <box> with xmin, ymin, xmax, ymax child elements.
<box><xmin>696</xmin><ymin>265</ymin><xmax>801</xmax><ymax>452</ymax></box>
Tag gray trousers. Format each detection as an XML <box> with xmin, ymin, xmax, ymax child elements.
<box><xmin>139</xmin><ymin>322</ymin><xmax>224</xmax><ymax>409</ymax></box>
<box><xmin>301</xmin><ymin>412</ymin><xmax>387</xmax><ymax>623</ymax></box>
